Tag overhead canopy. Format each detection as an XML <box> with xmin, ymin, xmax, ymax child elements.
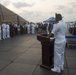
<box><xmin>43</xmin><ymin>17</ymin><xmax>55</xmax><ymax>22</ymax></box>
<box><xmin>0</xmin><ymin>4</ymin><xmax>28</xmax><ymax>24</ymax></box>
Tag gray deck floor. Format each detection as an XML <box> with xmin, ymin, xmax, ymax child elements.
<box><xmin>0</xmin><ymin>34</ymin><xmax>76</xmax><ymax>75</ymax></box>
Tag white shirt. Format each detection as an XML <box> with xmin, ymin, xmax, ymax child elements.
<box><xmin>14</xmin><ymin>24</ymin><xmax>18</xmax><ymax>28</ymax></box>
<box><xmin>51</xmin><ymin>20</ymin><xmax>67</xmax><ymax>43</ymax></box>
<box><xmin>2</xmin><ymin>23</ymin><xmax>7</xmax><ymax>30</ymax></box>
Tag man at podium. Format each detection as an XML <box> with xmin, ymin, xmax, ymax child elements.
<box><xmin>51</xmin><ymin>13</ymin><xmax>67</xmax><ymax>73</ymax></box>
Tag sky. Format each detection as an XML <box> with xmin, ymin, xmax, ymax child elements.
<box><xmin>0</xmin><ymin>0</ymin><xmax>76</xmax><ymax>23</ymax></box>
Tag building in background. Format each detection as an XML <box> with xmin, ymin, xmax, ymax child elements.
<box><xmin>0</xmin><ymin>4</ymin><xmax>28</xmax><ymax>25</ymax></box>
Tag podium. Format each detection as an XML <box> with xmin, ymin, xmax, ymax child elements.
<box><xmin>37</xmin><ymin>34</ymin><xmax>54</xmax><ymax>69</ymax></box>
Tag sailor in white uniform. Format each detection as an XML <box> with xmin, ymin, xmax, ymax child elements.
<box><xmin>2</xmin><ymin>22</ymin><xmax>7</xmax><ymax>39</ymax></box>
<box><xmin>51</xmin><ymin>13</ymin><xmax>67</xmax><ymax>73</ymax></box>
<box><xmin>31</xmin><ymin>23</ymin><xmax>35</xmax><ymax>34</ymax></box>
<box><xmin>6</xmin><ymin>23</ymin><xmax>10</xmax><ymax>38</ymax></box>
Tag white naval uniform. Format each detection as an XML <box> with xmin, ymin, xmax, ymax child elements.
<box><xmin>2</xmin><ymin>23</ymin><xmax>7</xmax><ymax>39</ymax></box>
<box><xmin>51</xmin><ymin>20</ymin><xmax>67</xmax><ymax>71</ymax></box>
<box><xmin>31</xmin><ymin>24</ymin><xmax>35</xmax><ymax>34</ymax></box>
<box><xmin>6</xmin><ymin>24</ymin><xmax>10</xmax><ymax>38</ymax></box>
<box><xmin>27</xmin><ymin>24</ymin><xmax>30</xmax><ymax>34</ymax></box>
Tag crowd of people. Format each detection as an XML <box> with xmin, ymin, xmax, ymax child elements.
<box><xmin>0</xmin><ymin>22</ymin><xmax>54</xmax><ymax>40</ymax></box>
<box><xmin>67</xmin><ymin>22</ymin><xmax>76</xmax><ymax>35</ymax></box>
<box><xmin>0</xmin><ymin>22</ymin><xmax>37</xmax><ymax>40</ymax></box>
